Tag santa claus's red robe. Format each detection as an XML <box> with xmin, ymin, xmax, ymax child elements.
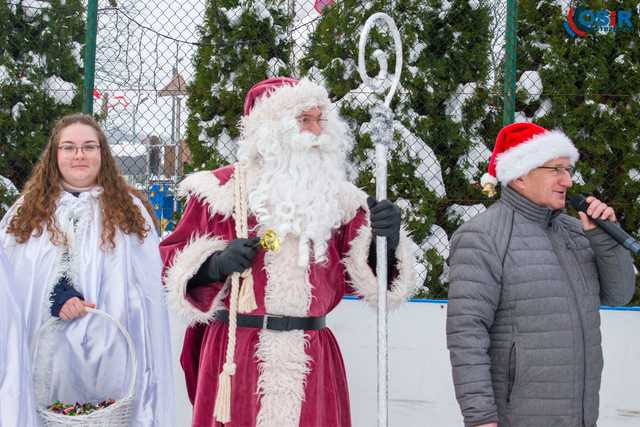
<box><xmin>160</xmin><ymin>165</ymin><xmax>416</xmax><ymax>427</ymax></box>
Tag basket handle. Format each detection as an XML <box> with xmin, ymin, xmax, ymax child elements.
<box><xmin>32</xmin><ymin>308</ymin><xmax>138</xmax><ymax>402</ymax></box>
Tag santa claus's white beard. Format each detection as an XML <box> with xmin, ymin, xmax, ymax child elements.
<box><xmin>247</xmin><ymin>131</ymin><xmax>349</xmax><ymax>267</ymax></box>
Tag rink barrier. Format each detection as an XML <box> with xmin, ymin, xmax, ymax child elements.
<box><xmin>342</xmin><ymin>295</ymin><xmax>640</xmax><ymax>311</ymax></box>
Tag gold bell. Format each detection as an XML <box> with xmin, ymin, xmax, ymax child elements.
<box><xmin>259</xmin><ymin>229</ymin><xmax>281</xmax><ymax>252</ymax></box>
<box><xmin>482</xmin><ymin>183</ymin><xmax>497</xmax><ymax>198</ymax></box>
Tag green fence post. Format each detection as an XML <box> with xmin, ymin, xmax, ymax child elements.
<box><xmin>502</xmin><ymin>0</ymin><xmax>518</xmax><ymax>126</ymax></box>
<box><xmin>82</xmin><ymin>0</ymin><xmax>98</xmax><ymax>114</ymax></box>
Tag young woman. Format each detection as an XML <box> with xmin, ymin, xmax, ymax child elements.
<box><xmin>0</xmin><ymin>114</ymin><xmax>175</xmax><ymax>425</ymax></box>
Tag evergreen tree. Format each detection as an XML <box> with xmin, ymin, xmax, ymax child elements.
<box><xmin>516</xmin><ymin>0</ymin><xmax>640</xmax><ymax>303</ymax></box>
<box><xmin>300</xmin><ymin>0</ymin><xmax>495</xmax><ymax>297</ymax></box>
<box><xmin>186</xmin><ymin>0</ymin><xmax>294</xmax><ymax>171</ymax></box>
<box><xmin>0</xmin><ymin>0</ymin><xmax>84</xmax><ymax>194</ymax></box>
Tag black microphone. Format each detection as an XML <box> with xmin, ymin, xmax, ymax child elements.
<box><xmin>568</xmin><ymin>195</ymin><xmax>640</xmax><ymax>255</ymax></box>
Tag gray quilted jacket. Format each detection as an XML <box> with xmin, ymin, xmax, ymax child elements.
<box><xmin>446</xmin><ymin>186</ymin><xmax>635</xmax><ymax>427</ymax></box>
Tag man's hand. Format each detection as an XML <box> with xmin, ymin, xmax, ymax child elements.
<box><xmin>367</xmin><ymin>197</ymin><xmax>401</xmax><ymax>251</ymax></box>
<box><xmin>475</xmin><ymin>423</ymin><xmax>498</xmax><ymax>427</ymax></box>
<box><xmin>59</xmin><ymin>297</ymin><xmax>96</xmax><ymax>321</ymax></box>
<box><xmin>578</xmin><ymin>196</ymin><xmax>617</xmax><ymax>231</ymax></box>
<box><xmin>215</xmin><ymin>237</ymin><xmax>261</xmax><ymax>277</ymax></box>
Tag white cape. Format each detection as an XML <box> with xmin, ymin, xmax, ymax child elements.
<box><xmin>0</xmin><ymin>245</ymin><xmax>38</xmax><ymax>426</ymax></box>
<box><xmin>0</xmin><ymin>189</ymin><xmax>175</xmax><ymax>426</ymax></box>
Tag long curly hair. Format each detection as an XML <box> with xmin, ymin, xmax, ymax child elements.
<box><xmin>7</xmin><ymin>113</ymin><xmax>159</xmax><ymax>248</ymax></box>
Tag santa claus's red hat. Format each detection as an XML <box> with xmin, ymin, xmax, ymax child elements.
<box><xmin>243</xmin><ymin>77</ymin><xmax>299</xmax><ymax>115</ymax></box>
<box><xmin>480</xmin><ymin>122</ymin><xmax>579</xmax><ymax>195</ymax></box>
<box><xmin>241</xmin><ymin>77</ymin><xmax>331</xmax><ymax>124</ymax></box>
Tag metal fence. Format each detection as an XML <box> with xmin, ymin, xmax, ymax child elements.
<box><xmin>0</xmin><ymin>0</ymin><xmax>524</xmax><ymax>298</ymax></box>
<box><xmin>85</xmin><ymin>0</ymin><xmax>515</xmax><ymax>298</ymax></box>
<box><xmin>4</xmin><ymin>1</ymin><xmax>639</xmax><ymax>301</ymax></box>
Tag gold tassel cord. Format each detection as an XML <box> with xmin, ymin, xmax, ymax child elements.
<box><xmin>237</xmin><ymin>270</ymin><xmax>257</xmax><ymax>313</ymax></box>
<box><xmin>213</xmin><ymin>166</ymin><xmax>283</xmax><ymax>422</ymax></box>
<box><xmin>214</xmin><ymin>165</ymin><xmax>246</xmax><ymax>423</ymax></box>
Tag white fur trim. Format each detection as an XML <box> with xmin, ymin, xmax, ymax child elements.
<box><xmin>343</xmin><ymin>224</ymin><xmax>418</xmax><ymax>310</ymax></box>
<box><xmin>164</xmin><ymin>235</ymin><xmax>228</xmax><ymax>325</ymax></box>
<box><xmin>255</xmin><ymin>237</ymin><xmax>312</xmax><ymax>426</ymax></box>
<box><xmin>177</xmin><ymin>171</ymin><xmax>235</xmax><ymax>218</ymax></box>
<box><xmin>495</xmin><ymin>130</ymin><xmax>579</xmax><ymax>184</ymax></box>
<box><xmin>337</xmin><ymin>183</ymin><xmax>369</xmax><ymax>225</ymax></box>
<box><xmin>242</xmin><ymin>78</ymin><xmax>331</xmax><ymax>138</ymax></box>
<box><xmin>255</xmin><ymin>330</ymin><xmax>311</xmax><ymax>427</ymax></box>
<box><xmin>480</xmin><ymin>172</ymin><xmax>497</xmax><ymax>187</ymax></box>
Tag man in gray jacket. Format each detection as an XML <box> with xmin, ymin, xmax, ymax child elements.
<box><xmin>446</xmin><ymin>122</ymin><xmax>636</xmax><ymax>427</ymax></box>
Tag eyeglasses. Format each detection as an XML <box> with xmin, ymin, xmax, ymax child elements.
<box><xmin>536</xmin><ymin>166</ymin><xmax>575</xmax><ymax>177</ymax></box>
<box><xmin>58</xmin><ymin>143</ymin><xmax>101</xmax><ymax>156</ymax></box>
<box><xmin>297</xmin><ymin>115</ymin><xmax>328</xmax><ymax>126</ymax></box>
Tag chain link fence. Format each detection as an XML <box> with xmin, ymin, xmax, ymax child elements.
<box><xmin>88</xmin><ymin>0</ymin><xmax>514</xmax><ymax>298</ymax></box>
<box><xmin>3</xmin><ymin>1</ymin><xmax>639</xmax><ymax>301</ymax></box>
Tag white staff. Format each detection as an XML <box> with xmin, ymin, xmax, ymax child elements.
<box><xmin>357</xmin><ymin>12</ymin><xmax>403</xmax><ymax>427</ymax></box>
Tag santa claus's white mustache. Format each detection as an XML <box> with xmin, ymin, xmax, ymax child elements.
<box><xmin>289</xmin><ymin>131</ymin><xmax>325</xmax><ymax>150</ymax></box>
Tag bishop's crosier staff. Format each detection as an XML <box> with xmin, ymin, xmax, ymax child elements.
<box><xmin>357</xmin><ymin>12</ymin><xmax>403</xmax><ymax>427</ymax></box>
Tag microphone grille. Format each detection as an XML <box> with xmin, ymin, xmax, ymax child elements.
<box><xmin>568</xmin><ymin>194</ymin><xmax>587</xmax><ymax>211</ymax></box>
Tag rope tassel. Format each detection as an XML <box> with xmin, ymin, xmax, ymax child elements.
<box><xmin>238</xmin><ymin>270</ymin><xmax>257</xmax><ymax>313</ymax></box>
<box><xmin>214</xmin><ymin>164</ymin><xmax>248</xmax><ymax>423</ymax></box>
<box><xmin>214</xmin><ymin>361</ymin><xmax>236</xmax><ymax>423</ymax></box>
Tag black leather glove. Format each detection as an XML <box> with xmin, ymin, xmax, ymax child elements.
<box><xmin>188</xmin><ymin>237</ymin><xmax>260</xmax><ymax>289</ymax></box>
<box><xmin>367</xmin><ymin>197</ymin><xmax>401</xmax><ymax>253</ymax></box>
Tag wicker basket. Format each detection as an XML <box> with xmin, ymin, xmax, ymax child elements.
<box><xmin>32</xmin><ymin>308</ymin><xmax>137</xmax><ymax>426</ymax></box>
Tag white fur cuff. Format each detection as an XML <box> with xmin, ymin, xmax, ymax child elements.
<box><xmin>164</xmin><ymin>235</ymin><xmax>228</xmax><ymax>325</ymax></box>
<box><xmin>178</xmin><ymin>171</ymin><xmax>235</xmax><ymax>218</ymax></box>
<box><xmin>344</xmin><ymin>226</ymin><xmax>418</xmax><ymax>310</ymax></box>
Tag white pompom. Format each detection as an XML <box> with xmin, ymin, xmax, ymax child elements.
<box><xmin>480</xmin><ymin>172</ymin><xmax>498</xmax><ymax>187</ymax></box>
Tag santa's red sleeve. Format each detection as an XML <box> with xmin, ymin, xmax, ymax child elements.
<box><xmin>340</xmin><ymin>207</ymin><xmax>419</xmax><ymax>309</ymax></box>
<box><xmin>160</xmin><ymin>196</ymin><xmax>229</xmax><ymax>324</ymax></box>
<box><xmin>160</xmin><ymin>167</ymin><xmax>236</xmax><ymax>325</ymax></box>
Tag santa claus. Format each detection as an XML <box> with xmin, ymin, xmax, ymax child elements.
<box><xmin>160</xmin><ymin>77</ymin><xmax>417</xmax><ymax>427</ymax></box>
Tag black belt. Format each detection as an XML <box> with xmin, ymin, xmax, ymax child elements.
<box><xmin>215</xmin><ymin>310</ymin><xmax>326</xmax><ymax>331</ymax></box>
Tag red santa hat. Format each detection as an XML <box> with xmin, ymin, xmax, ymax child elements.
<box><xmin>480</xmin><ymin>122</ymin><xmax>579</xmax><ymax>195</ymax></box>
<box><xmin>243</xmin><ymin>77</ymin><xmax>299</xmax><ymax>115</ymax></box>
<box><xmin>241</xmin><ymin>77</ymin><xmax>331</xmax><ymax>127</ymax></box>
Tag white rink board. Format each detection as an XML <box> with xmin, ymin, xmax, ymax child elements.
<box><xmin>170</xmin><ymin>299</ymin><xmax>640</xmax><ymax>426</ymax></box>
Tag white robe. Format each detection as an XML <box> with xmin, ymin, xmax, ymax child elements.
<box><xmin>0</xmin><ymin>245</ymin><xmax>38</xmax><ymax>427</ymax></box>
<box><xmin>0</xmin><ymin>189</ymin><xmax>175</xmax><ymax>426</ymax></box>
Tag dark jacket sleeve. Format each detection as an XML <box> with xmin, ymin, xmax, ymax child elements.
<box><xmin>50</xmin><ymin>275</ymin><xmax>84</xmax><ymax>317</ymax></box>
<box><xmin>446</xmin><ymin>225</ymin><xmax>502</xmax><ymax>427</ymax></box>
<box><xmin>585</xmin><ymin>227</ymin><xmax>636</xmax><ymax>306</ymax></box>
